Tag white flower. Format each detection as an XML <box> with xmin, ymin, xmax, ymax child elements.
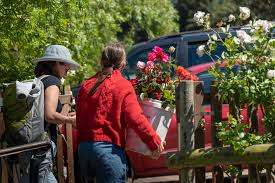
<box><xmin>207</xmin><ymin>39</ymin><xmax>215</xmax><ymax>46</ymax></box>
<box><xmin>136</xmin><ymin>61</ymin><xmax>146</xmax><ymax>69</ymax></box>
<box><xmin>239</xmin><ymin>132</ymin><xmax>245</xmax><ymax>138</ymax></box>
<box><xmin>233</xmin><ymin>37</ymin><xmax>240</xmax><ymax>45</ymax></box>
<box><xmin>254</xmin><ymin>19</ymin><xmax>272</xmax><ymax>32</ymax></box>
<box><xmin>228</xmin><ymin>14</ymin><xmax>236</xmax><ymax>22</ymax></box>
<box><xmin>236</xmin><ymin>30</ymin><xmax>252</xmax><ymax>43</ymax></box>
<box><xmin>193</xmin><ymin>11</ymin><xmax>205</xmax><ymax>25</ymax></box>
<box><xmin>196</xmin><ymin>45</ymin><xmax>205</xmax><ymax>57</ymax></box>
<box><xmin>67</xmin><ymin>70</ymin><xmax>76</xmax><ymax>76</ymax></box>
<box><xmin>169</xmin><ymin>46</ymin><xmax>175</xmax><ymax>53</ymax></box>
<box><xmin>267</xmin><ymin>70</ymin><xmax>275</xmax><ymax>78</ymax></box>
<box><xmin>239</xmin><ymin>7</ymin><xmax>250</xmax><ymax>20</ymax></box>
<box><xmin>211</xmin><ymin>34</ymin><xmax>218</xmax><ymax>41</ymax></box>
<box><xmin>240</xmin><ymin>115</ymin><xmax>244</xmax><ymax>121</ymax></box>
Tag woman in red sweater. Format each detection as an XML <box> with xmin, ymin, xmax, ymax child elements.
<box><xmin>76</xmin><ymin>43</ymin><xmax>165</xmax><ymax>183</ymax></box>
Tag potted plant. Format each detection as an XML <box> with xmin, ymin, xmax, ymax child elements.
<box><xmin>126</xmin><ymin>46</ymin><xmax>198</xmax><ymax>155</ymax></box>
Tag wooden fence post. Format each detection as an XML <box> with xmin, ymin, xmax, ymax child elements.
<box><xmin>248</xmin><ymin>104</ymin><xmax>259</xmax><ymax>183</ymax></box>
<box><xmin>0</xmin><ymin>90</ymin><xmax>8</xmax><ymax>183</ymax></box>
<box><xmin>57</xmin><ymin>85</ymin><xmax>75</xmax><ymax>183</ymax></box>
<box><xmin>210</xmin><ymin>81</ymin><xmax>224</xmax><ymax>183</ymax></box>
<box><xmin>56</xmin><ymin>132</ymin><xmax>65</xmax><ymax>183</ymax></box>
<box><xmin>176</xmin><ymin>80</ymin><xmax>196</xmax><ymax>183</ymax></box>
<box><xmin>193</xmin><ymin>81</ymin><xmax>205</xmax><ymax>183</ymax></box>
<box><xmin>64</xmin><ymin>86</ymin><xmax>75</xmax><ymax>183</ymax></box>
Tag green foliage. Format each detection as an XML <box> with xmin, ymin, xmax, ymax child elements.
<box><xmin>194</xmin><ymin>7</ymin><xmax>275</xmax><ymax>133</ymax></box>
<box><xmin>216</xmin><ymin>115</ymin><xmax>272</xmax><ymax>154</ymax></box>
<box><xmin>175</xmin><ymin>0</ymin><xmax>274</xmax><ymax>31</ymax></box>
<box><xmin>224</xmin><ymin>165</ymin><xmax>242</xmax><ymax>179</ymax></box>
<box><xmin>0</xmin><ymin>0</ymin><xmax>179</xmax><ymax>86</ymax></box>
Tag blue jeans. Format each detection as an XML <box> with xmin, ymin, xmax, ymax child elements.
<box><xmin>20</xmin><ymin>141</ymin><xmax>57</xmax><ymax>183</ymax></box>
<box><xmin>78</xmin><ymin>141</ymin><xmax>128</xmax><ymax>183</ymax></box>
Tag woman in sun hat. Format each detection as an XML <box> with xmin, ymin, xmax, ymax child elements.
<box><xmin>20</xmin><ymin>44</ymin><xmax>80</xmax><ymax>183</ymax></box>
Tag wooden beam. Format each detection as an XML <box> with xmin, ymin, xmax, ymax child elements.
<box><xmin>193</xmin><ymin>81</ymin><xmax>205</xmax><ymax>183</ymax></box>
<box><xmin>0</xmin><ymin>91</ymin><xmax>4</xmax><ymax>139</ymax></box>
<box><xmin>0</xmin><ymin>113</ymin><xmax>4</xmax><ymax>139</ymax></box>
<box><xmin>63</xmin><ymin>86</ymin><xmax>75</xmax><ymax>183</ymax></box>
<box><xmin>56</xmin><ymin>86</ymin><xmax>73</xmax><ymax>183</ymax></box>
<box><xmin>176</xmin><ymin>80</ymin><xmax>195</xmax><ymax>183</ymax></box>
<box><xmin>167</xmin><ymin>144</ymin><xmax>275</xmax><ymax>169</ymax></box>
<box><xmin>56</xmin><ymin>134</ymin><xmax>65</xmax><ymax>183</ymax></box>
<box><xmin>1</xmin><ymin>158</ymin><xmax>8</xmax><ymax>183</ymax></box>
<box><xmin>210</xmin><ymin>81</ymin><xmax>224</xmax><ymax>183</ymax></box>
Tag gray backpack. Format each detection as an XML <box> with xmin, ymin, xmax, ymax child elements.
<box><xmin>3</xmin><ymin>75</ymin><xmax>49</xmax><ymax>146</ymax></box>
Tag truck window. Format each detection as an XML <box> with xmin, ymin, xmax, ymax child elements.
<box><xmin>188</xmin><ymin>42</ymin><xmax>226</xmax><ymax>67</ymax></box>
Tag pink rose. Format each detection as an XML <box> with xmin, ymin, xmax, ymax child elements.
<box><xmin>161</xmin><ymin>53</ymin><xmax>169</xmax><ymax>62</ymax></box>
<box><xmin>148</xmin><ymin>52</ymin><xmax>156</xmax><ymax>61</ymax></box>
<box><xmin>153</xmin><ymin>46</ymin><xmax>164</xmax><ymax>59</ymax></box>
<box><xmin>153</xmin><ymin>46</ymin><xmax>163</xmax><ymax>54</ymax></box>
<box><xmin>146</xmin><ymin>61</ymin><xmax>154</xmax><ymax>68</ymax></box>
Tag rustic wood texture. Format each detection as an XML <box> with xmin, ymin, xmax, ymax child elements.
<box><xmin>63</xmin><ymin>86</ymin><xmax>75</xmax><ymax>183</ymax></box>
<box><xmin>176</xmin><ymin>80</ymin><xmax>195</xmax><ymax>183</ymax></box>
<box><xmin>193</xmin><ymin>81</ymin><xmax>205</xmax><ymax>183</ymax></box>
<box><xmin>56</xmin><ymin>85</ymin><xmax>74</xmax><ymax>183</ymax></box>
<box><xmin>248</xmin><ymin>105</ymin><xmax>259</xmax><ymax>183</ymax></box>
<box><xmin>167</xmin><ymin>144</ymin><xmax>275</xmax><ymax>169</ymax></box>
<box><xmin>1</xmin><ymin>157</ymin><xmax>8</xmax><ymax>183</ymax></box>
<box><xmin>56</xmin><ymin>133</ymin><xmax>65</xmax><ymax>183</ymax></box>
<box><xmin>0</xmin><ymin>91</ymin><xmax>4</xmax><ymax>138</ymax></box>
<box><xmin>210</xmin><ymin>81</ymin><xmax>224</xmax><ymax>183</ymax></box>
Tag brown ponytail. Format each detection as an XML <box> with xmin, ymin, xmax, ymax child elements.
<box><xmin>89</xmin><ymin>43</ymin><xmax>126</xmax><ymax>96</ymax></box>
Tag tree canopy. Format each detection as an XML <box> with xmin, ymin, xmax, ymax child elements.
<box><xmin>0</xmin><ymin>0</ymin><xmax>179</xmax><ymax>85</ymax></box>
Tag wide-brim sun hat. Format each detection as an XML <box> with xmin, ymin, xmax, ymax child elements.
<box><xmin>32</xmin><ymin>45</ymin><xmax>80</xmax><ymax>70</ymax></box>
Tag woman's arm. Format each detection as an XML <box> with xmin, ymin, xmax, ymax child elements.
<box><xmin>44</xmin><ymin>85</ymin><xmax>75</xmax><ymax>125</ymax></box>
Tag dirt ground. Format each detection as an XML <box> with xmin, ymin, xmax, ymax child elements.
<box><xmin>129</xmin><ymin>175</ymin><xmax>179</xmax><ymax>183</ymax></box>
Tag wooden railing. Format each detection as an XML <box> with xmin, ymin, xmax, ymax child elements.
<box><xmin>56</xmin><ymin>85</ymin><xmax>75</xmax><ymax>183</ymax></box>
<box><xmin>166</xmin><ymin>80</ymin><xmax>275</xmax><ymax>183</ymax></box>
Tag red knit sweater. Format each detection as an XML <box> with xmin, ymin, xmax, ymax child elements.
<box><xmin>76</xmin><ymin>70</ymin><xmax>161</xmax><ymax>151</ymax></box>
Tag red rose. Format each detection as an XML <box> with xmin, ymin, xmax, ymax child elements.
<box><xmin>130</xmin><ymin>79</ymin><xmax>138</xmax><ymax>86</ymax></box>
<box><xmin>156</xmin><ymin>77</ymin><xmax>163</xmax><ymax>84</ymax></box>
<box><xmin>190</xmin><ymin>75</ymin><xmax>199</xmax><ymax>81</ymax></box>
<box><xmin>148</xmin><ymin>90</ymin><xmax>161</xmax><ymax>100</ymax></box>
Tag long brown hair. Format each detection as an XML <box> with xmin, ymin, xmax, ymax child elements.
<box><xmin>34</xmin><ymin>61</ymin><xmax>57</xmax><ymax>77</ymax></box>
<box><xmin>89</xmin><ymin>42</ymin><xmax>126</xmax><ymax>96</ymax></box>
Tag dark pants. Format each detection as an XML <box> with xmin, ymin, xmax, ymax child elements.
<box><xmin>78</xmin><ymin>141</ymin><xmax>128</xmax><ymax>183</ymax></box>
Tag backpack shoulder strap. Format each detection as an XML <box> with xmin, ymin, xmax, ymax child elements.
<box><xmin>37</xmin><ymin>75</ymin><xmax>50</xmax><ymax>81</ymax></box>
